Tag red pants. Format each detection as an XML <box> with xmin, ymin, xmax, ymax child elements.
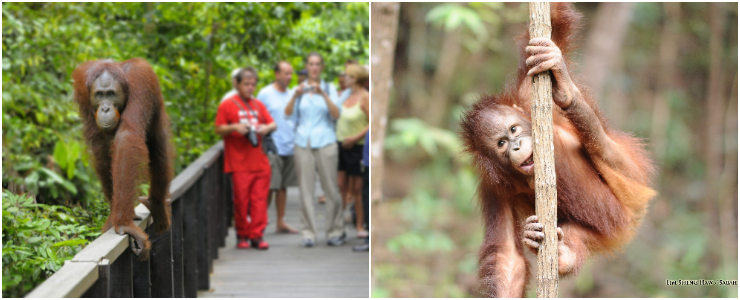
<box><xmin>232</xmin><ymin>170</ymin><xmax>271</xmax><ymax>239</ymax></box>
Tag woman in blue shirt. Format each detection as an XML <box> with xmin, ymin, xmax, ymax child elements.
<box><xmin>285</xmin><ymin>52</ymin><xmax>346</xmax><ymax>247</ymax></box>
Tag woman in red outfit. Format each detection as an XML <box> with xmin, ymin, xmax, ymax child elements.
<box><xmin>215</xmin><ymin>67</ymin><xmax>277</xmax><ymax>250</ymax></box>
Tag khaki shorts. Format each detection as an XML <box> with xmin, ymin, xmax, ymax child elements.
<box><xmin>268</xmin><ymin>153</ymin><xmax>298</xmax><ymax>190</ymax></box>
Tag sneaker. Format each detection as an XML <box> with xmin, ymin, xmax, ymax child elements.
<box><xmin>301</xmin><ymin>238</ymin><xmax>314</xmax><ymax>247</ymax></box>
<box><xmin>327</xmin><ymin>232</ymin><xmax>346</xmax><ymax>246</ymax></box>
<box><xmin>251</xmin><ymin>238</ymin><xmax>269</xmax><ymax>250</ymax></box>
<box><xmin>236</xmin><ymin>237</ymin><xmax>250</xmax><ymax>249</ymax></box>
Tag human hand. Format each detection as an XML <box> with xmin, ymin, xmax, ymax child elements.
<box><xmin>255</xmin><ymin>124</ymin><xmax>270</xmax><ymax>136</ymax></box>
<box><xmin>234</xmin><ymin>123</ymin><xmax>249</xmax><ymax>135</ymax></box>
<box><xmin>341</xmin><ymin>137</ymin><xmax>356</xmax><ymax>149</ymax></box>
<box><xmin>295</xmin><ymin>83</ymin><xmax>306</xmax><ymax>96</ymax></box>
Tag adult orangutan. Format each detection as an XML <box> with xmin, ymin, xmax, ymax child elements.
<box><xmin>459</xmin><ymin>3</ymin><xmax>657</xmax><ymax>297</ymax></box>
<box><xmin>72</xmin><ymin>58</ymin><xmax>174</xmax><ymax>260</ymax></box>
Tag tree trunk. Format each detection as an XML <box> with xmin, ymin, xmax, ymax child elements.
<box><xmin>582</xmin><ymin>3</ymin><xmax>633</xmax><ymax>100</ymax></box>
<box><xmin>581</xmin><ymin>3</ymin><xmax>633</xmax><ymax>128</ymax></box>
<box><xmin>406</xmin><ymin>3</ymin><xmax>430</xmax><ymax>119</ymax></box>
<box><xmin>719</xmin><ymin>73</ymin><xmax>738</xmax><ymax>277</ymax></box>
<box><xmin>529</xmin><ymin>2</ymin><xmax>558</xmax><ymax>298</ymax></box>
<box><xmin>703</xmin><ymin>2</ymin><xmax>728</xmax><ymax>279</ymax></box>
<box><xmin>426</xmin><ymin>26</ymin><xmax>462</xmax><ymax>127</ymax></box>
<box><xmin>370</xmin><ymin>2</ymin><xmax>400</xmax><ymax>203</ymax></box>
<box><xmin>718</xmin><ymin>74</ymin><xmax>738</xmax><ymax>280</ymax></box>
<box><xmin>650</xmin><ymin>2</ymin><xmax>680</xmax><ymax>163</ymax></box>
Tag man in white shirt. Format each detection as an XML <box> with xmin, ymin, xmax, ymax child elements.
<box><xmin>256</xmin><ymin>61</ymin><xmax>299</xmax><ymax>234</ymax></box>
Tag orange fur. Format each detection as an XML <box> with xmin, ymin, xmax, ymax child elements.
<box><xmin>72</xmin><ymin>58</ymin><xmax>174</xmax><ymax>260</ymax></box>
<box><xmin>460</xmin><ymin>3</ymin><xmax>656</xmax><ymax>296</ymax></box>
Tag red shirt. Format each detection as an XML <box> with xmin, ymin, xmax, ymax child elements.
<box><xmin>215</xmin><ymin>94</ymin><xmax>274</xmax><ymax>173</ymax></box>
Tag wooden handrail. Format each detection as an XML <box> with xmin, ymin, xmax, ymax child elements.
<box><xmin>26</xmin><ymin>141</ymin><xmax>228</xmax><ymax>298</ymax></box>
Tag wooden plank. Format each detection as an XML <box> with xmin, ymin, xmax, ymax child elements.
<box><xmin>190</xmin><ymin>141</ymin><xmax>223</xmax><ymax>169</ymax></box>
<box><xmin>169</xmin><ymin>141</ymin><xmax>221</xmax><ymax>201</ymax></box>
<box><xmin>213</xmin><ymin>165</ymin><xmax>224</xmax><ymax>253</ymax></box>
<box><xmin>171</xmin><ymin>197</ymin><xmax>185</xmax><ymax>297</ymax></box>
<box><xmin>82</xmin><ymin>259</ymin><xmax>110</xmax><ymax>298</ymax></box>
<box><xmin>217</xmin><ymin>158</ymin><xmax>227</xmax><ymax>248</ymax></box>
<box><xmin>149</xmin><ymin>222</ymin><xmax>174</xmax><ymax>297</ymax></box>
<box><xmin>170</xmin><ymin>163</ymin><xmax>204</xmax><ymax>200</ymax></box>
<box><xmin>26</xmin><ymin>261</ymin><xmax>98</xmax><ymax>298</ymax></box>
<box><xmin>29</xmin><ymin>204</ymin><xmax>150</xmax><ymax>298</ymax></box>
<box><xmin>224</xmin><ymin>173</ymin><xmax>234</xmax><ymax>233</ymax></box>
<box><xmin>207</xmin><ymin>167</ymin><xmax>218</xmax><ymax>264</ymax></box>
<box><xmin>98</xmin><ymin>260</ymin><xmax>111</xmax><ymax>298</ymax></box>
<box><xmin>26</xmin><ymin>146</ymin><xmax>222</xmax><ymax>298</ymax></box>
<box><xmin>196</xmin><ymin>175</ymin><xmax>211</xmax><ymax>290</ymax></box>
<box><xmin>182</xmin><ymin>184</ymin><xmax>199</xmax><ymax>297</ymax></box>
<box><xmin>71</xmin><ymin>204</ymin><xmax>151</xmax><ymax>263</ymax></box>
<box><xmin>109</xmin><ymin>249</ymin><xmax>133</xmax><ymax>297</ymax></box>
<box><xmin>132</xmin><ymin>220</ymin><xmax>151</xmax><ymax>298</ymax></box>
<box><xmin>198</xmin><ymin>186</ymin><xmax>370</xmax><ymax>298</ymax></box>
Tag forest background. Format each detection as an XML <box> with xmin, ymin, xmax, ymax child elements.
<box><xmin>1</xmin><ymin>2</ymin><xmax>369</xmax><ymax>297</ymax></box>
<box><xmin>372</xmin><ymin>2</ymin><xmax>738</xmax><ymax>297</ymax></box>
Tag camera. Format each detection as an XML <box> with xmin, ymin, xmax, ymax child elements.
<box><xmin>303</xmin><ymin>85</ymin><xmax>315</xmax><ymax>93</ymax></box>
<box><xmin>246</xmin><ymin>129</ymin><xmax>258</xmax><ymax>147</ymax></box>
<box><xmin>242</xmin><ymin>124</ymin><xmax>259</xmax><ymax>147</ymax></box>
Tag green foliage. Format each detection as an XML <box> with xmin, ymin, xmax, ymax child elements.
<box><xmin>375</xmin><ymin>116</ymin><xmax>482</xmax><ymax>297</ymax></box>
<box><xmin>2</xmin><ymin>190</ymin><xmax>107</xmax><ymax>297</ymax></box>
<box><xmin>2</xmin><ymin>2</ymin><xmax>368</xmax><ymax>296</ymax></box>
<box><xmin>3</xmin><ymin>2</ymin><xmax>368</xmax><ymax>200</ymax></box>
<box><xmin>426</xmin><ymin>2</ymin><xmax>526</xmax><ymax>52</ymax></box>
<box><xmin>384</xmin><ymin>118</ymin><xmax>461</xmax><ymax>158</ymax></box>
<box><xmin>381</xmin><ymin>2</ymin><xmax>739</xmax><ymax>296</ymax></box>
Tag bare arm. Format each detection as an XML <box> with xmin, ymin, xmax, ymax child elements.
<box><xmin>341</xmin><ymin>125</ymin><xmax>369</xmax><ymax>149</ymax></box>
<box><xmin>285</xmin><ymin>84</ymin><xmax>304</xmax><ymax>116</ymax></box>
<box><xmin>360</xmin><ymin>92</ymin><xmax>369</xmax><ymax>117</ymax></box>
<box><xmin>215</xmin><ymin>123</ymin><xmax>248</xmax><ymax>137</ymax></box>
<box><xmin>256</xmin><ymin>122</ymin><xmax>277</xmax><ymax>136</ymax></box>
<box><xmin>341</xmin><ymin>93</ymin><xmax>370</xmax><ymax>148</ymax></box>
<box><xmin>352</xmin><ymin>126</ymin><xmax>369</xmax><ymax>141</ymax></box>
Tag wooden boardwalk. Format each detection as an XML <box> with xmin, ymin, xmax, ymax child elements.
<box><xmin>197</xmin><ymin>187</ymin><xmax>369</xmax><ymax>298</ymax></box>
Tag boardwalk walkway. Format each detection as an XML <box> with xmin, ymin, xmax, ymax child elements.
<box><xmin>198</xmin><ymin>186</ymin><xmax>369</xmax><ymax>298</ymax></box>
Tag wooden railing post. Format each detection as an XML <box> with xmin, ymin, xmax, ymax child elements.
<box><xmin>149</xmin><ymin>218</ymin><xmax>174</xmax><ymax>297</ymax></box>
<box><xmin>196</xmin><ymin>175</ymin><xmax>212</xmax><ymax>290</ymax></box>
<box><xmin>25</xmin><ymin>142</ymin><xmax>227</xmax><ymax>298</ymax></box>
<box><xmin>109</xmin><ymin>246</ymin><xmax>133</xmax><ymax>297</ymax></box>
<box><xmin>217</xmin><ymin>157</ymin><xmax>228</xmax><ymax>247</ymax></box>
<box><xmin>132</xmin><ymin>220</ymin><xmax>152</xmax><ymax>297</ymax></box>
<box><xmin>171</xmin><ymin>197</ymin><xmax>185</xmax><ymax>297</ymax></box>
<box><xmin>182</xmin><ymin>186</ymin><xmax>200</xmax><ymax>297</ymax></box>
<box><xmin>209</xmin><ymin>166</ymin><xmax>219</xmax><ymax>262</ymax></box>
<box><xmin>82</xmin><ymin>259</ymin><xmax>110</xmax><ymax>298</ymax></box>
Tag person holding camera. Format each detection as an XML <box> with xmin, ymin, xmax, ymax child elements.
<box><xmin>215</xmin><ymin>67</ymin><xmax>277</xmax><ymax>250</ymax></box>
<box><xmin>285</xmin><ymin>52</ymin><xmax>345</xmax><ymax>247</ymax></box>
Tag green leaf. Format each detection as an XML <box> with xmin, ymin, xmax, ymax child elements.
<box><xmin>444</xmin><ymin>10</ymin><xmax>463</xmax><ymax>31</ymax></box>
<box><xmin>52</xmin><ymin>238</ymin><xmax>88</xmax><ymax>248</ymax></box>
<box><xmin>53</xmin><ymin>142</ymin><xmax>69</xmax><ymax>170</ymax></box>
<box><xmin>39</xmin><ymin>167</ymin><xmax>78</xmax><ymax>194</ymax></box>
<box><xmin>426</xmin><ymin>4</ymin><xmax>454</xmax><ymax>24</ymax></box>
